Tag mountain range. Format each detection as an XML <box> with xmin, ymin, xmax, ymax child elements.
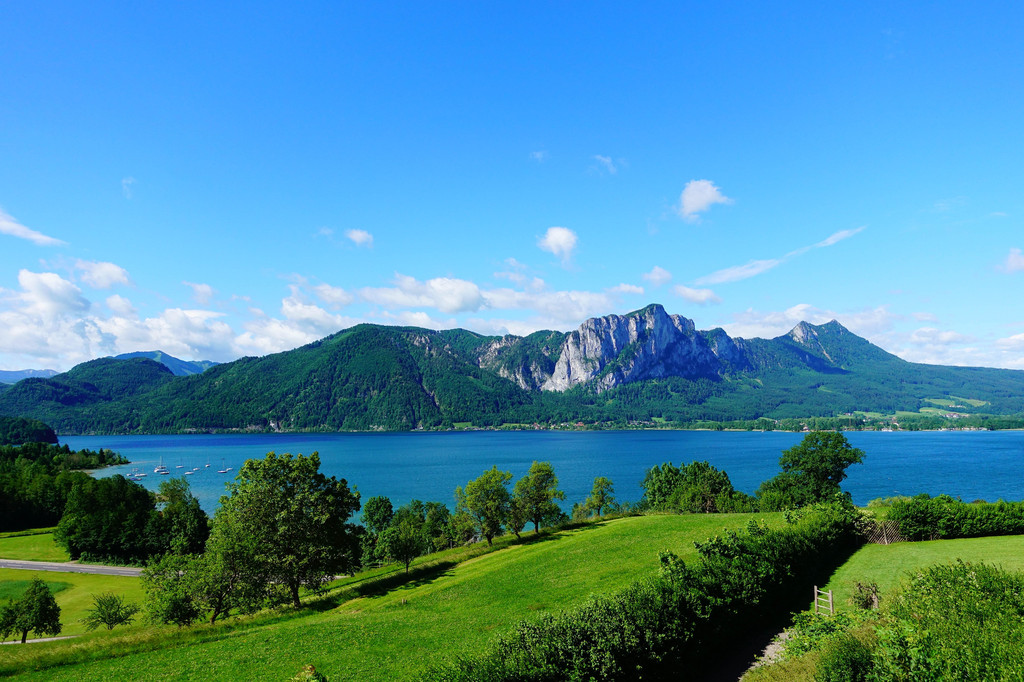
<box><xmin>1</xmin><ymin>304</ymin><xmax>1023</xmax><ymax>434</ymax></box>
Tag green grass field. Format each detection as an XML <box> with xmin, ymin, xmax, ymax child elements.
<box><xmin>821</xmin><ymin>534</ymin><xmax>1024</xmax><ymax>610</ymax></box>
<box><xmin>743</xmin><ymin>534</ymin><xmax>1024</xmax><ymax>682</ymax></box>
<box><xmin>4</xmin><ymin>513</ymin><xmax>783</xmax><ymax>681</ymax></box>
<box><xmin>0</xmin><ymin>532</ymin><xmax>70</xmax><ymax>562</ymax></box>
<box><xmin>0</xmin><ymin>569</ymin><xmax>145</xmax><ymax>638</ymax></box>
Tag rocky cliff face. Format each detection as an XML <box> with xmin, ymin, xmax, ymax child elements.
<box><xmin>542</xmin><ymin>304</ymin><xmax>731</xmax><ymax>391</ymax></box>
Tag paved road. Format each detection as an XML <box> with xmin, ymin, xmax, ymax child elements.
<box><xmin>0</xmin><ymin>559</ymin><xmax>142</xmax><ymax>577</ymax></box>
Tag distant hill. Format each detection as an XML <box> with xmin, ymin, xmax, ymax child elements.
<box><xmin>1</xmin><ymin>304</ymin><xmax>1023</xmax><ymax>433</ymax></box>
<box><xmin>0</xmin><ymin>368</ymin><xmax>58</xmax><ymax>384</ymax></box>
<box><xmin>114</xmin><ymin>351</ymin><xmax>219</xmax><ymax>376</ymax></box>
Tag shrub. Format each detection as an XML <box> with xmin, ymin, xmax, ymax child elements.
<box><xmin>426</xmin><ymin>499</ymin><xmax>865</xmax><ymax>681</ymax></box>
<box><xmin>814</xmin><ymin>633</ymin><xmax>874</xmax><ymax>682</ymax></box>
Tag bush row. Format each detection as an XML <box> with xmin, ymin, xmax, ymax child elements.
<box><xmin>887</xmin><ymin>494</ymin><xmax>1024</xmax><ymax>541</ymax></box>
<box><xmin>425</xmin><ymin>498</ymin><xmax>865</xmax><ymax>681</ymax></box>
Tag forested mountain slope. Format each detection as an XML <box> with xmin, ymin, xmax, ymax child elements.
<box><xmin>2</xmin><ymin>305</ymin><xmax>1023</xmax><ymax>433</ymax></box>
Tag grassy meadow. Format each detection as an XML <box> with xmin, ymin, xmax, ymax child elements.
<box><xmin>2</xmin><ymin>513</ymin><xmax>783</xmax><ymax>681</ymax></box>
<box><xmin>0</xmin><ymin>531</ymin><xmax>69</xmax><ymax>562</ymax></box>
<box><xmin>742</xmin><ymin>533</ymin><xmax>1024</xmax><ymax>682</ymax></box>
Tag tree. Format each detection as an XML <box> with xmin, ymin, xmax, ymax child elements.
<box><xmin>756</xmin><ymin>432</ymin><xmax>865</xmax><ymax>510</ymax></box>
<box><xmin>81</xmin><ymin>592</ymin><xmax>140</xmax><ymax>631</ymax></box>
<box><xmin>141</xmin><ymin>553</ymin><xmax>203</xmax><ymax>627</ymax></box>
<box><xmin>55</xmin><ymin>474</ymin><xmax>158</xmax><ymax>563</ymax></box>
<box><xmin>512</xmin><ymin>461</ymin><xmax>566</xmax><ymax>534</ymax></box>
<box><xmin>377</xmin><ymin>517</ymin><xmax>427</xmax><ymax>574</ymax></box>
<box><xmin>362</xmin><ymin>495</ymin><xmax>394</xmax><ymax>536</ymax></box>
<box><xmin>1</xmin><ymin>578</ymin><xmax>61</xmax><ymax>643</ymax></box>
<box><xmin>212</xmin><ymin>451</ymin><xmax>361</xmax><ymax>608</ymax></box>
<box><xmin>455</xmin><ymin>466</ymin><xmax>513</xmax><ymax>545</ymax></box>
<box><xmin>583</xmin><ymin>477</ymin><xmax>615</xmax><ymax>517</ymax></box>
<box><xmin>151</xmin><ymin>477</ymin><xmax>209</xmax><ymax>555</ymax></box>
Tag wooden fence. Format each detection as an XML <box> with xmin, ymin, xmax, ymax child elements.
<box><xmin>865</xmin><ymin>520</ymin><xmax>906</xmax><ymax>545</ymax></box>
<box><xmin>813</xmin><ymin>586</ymin><xmax>833</xmax><ymax>615</ymax></box>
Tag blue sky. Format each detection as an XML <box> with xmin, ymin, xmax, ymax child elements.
<box><xmin>2</xmin><ymin>2</ymin><xmax>1024</xmax><ymax>371</ymax></box>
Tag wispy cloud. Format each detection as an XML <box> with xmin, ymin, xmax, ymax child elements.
<box><xmin>345</xmin><ymin>229</ymin><xmax>374</xmax><ymax>248</ymax></box>
<box><xmin>530</xmin><ymin>150</ymin><xmax>548</xmax><ymax>163</ymax></box>
<box><xmin>696</xmin><ymin>259</ymin><xmax>782</xmax><ymax>285</ymax></box>
<box><xmin>121</xmin><ymin>177</ymin><xmax>136</xmax><ymax>199</ymax></box>
<box><xmin>0</xmin><ymin>208</ymin><xmax>67</xmax><ymax>247</ymax></box>
<box><xmin>678</xmin><ymin>180</ymin><xmax>731</xmax><ymax>222</ymax></box>
<box><xmin>674</xmin><ymin>285</ymin><xmax>720</xmax><ymax>304</ymax></box>
<box><xmin>1000</xmin><ymin>247</ymin><xmax>1024</xmax><ymax>273</ymax></box>
<box><xmin>183</xmin><ymin>281</ymin><xmax>216</xmax><ymax>305</ymax></box>
<box><xmin>696</xmin><ymin>227</ymin><xmax>866</xmax><ymax>285</ymax></box>
<box><xmin>608</xmin><ymin>283</ymin><xmax>644</xmax><ymax>295</ymax></box>
<box><xmin>592</xmin><ymin>155</ymin><xmax>617</xmax><ymax>174</ymax></box>
<box><xmin>642</xmin><ymin>266</ymin><xmax>672</xmax><ymax>287</ymax></box>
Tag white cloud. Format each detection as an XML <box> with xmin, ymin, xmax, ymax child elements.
<box><xmin>695</xmin><ymin>227</ymin><xmax>865</xmax><ymax>285</ymax></box>
<box><xmin>75</xmin><ymin>259</ymin><xmax>130</xmax><ymax>289</ymax></box>
<box><xmin>642</xmin><ymin>266</ymin><xmax>672</xmax><ymax>287</ymax></box>
<box><xmin>996</xmin><ymin>333</ymin><xmax>1024</xmax><ymax>350</ymax></box>
<box><xmin>721</xmin><ymin>304</ymin><xmax>896</xmax><ymax>341</ymax></box>
<box><xmin>1001</xmin><ymin>247</ymin><xmax>1024</xmax><ymax>273</ymax></box>
<box><xmin>537</xmin><ymin>226</ymin><xmax>578</xmax><ymax>265</ymax></box>
<box><xmin>0</xmin><ymin>208</ymin><xmax>67</xmax><ymax>247</ymax></box>
<box><xmin>813</xmin><ymin>226</ymin><xmax>866</xmax><ymax>249</ymax></box>
<box><xmin>608</xmin><ymin>283</ymin><xmax>644</xmax><ymax>295</ymax></box>
<box><xmin>912</xmin><ymin>312</ymin><xmax>939</xmax><ymax>322</ymax></box>
<box><xmin>530</xmin><ymin>150</ymin><xmax>549</xmax><ymax>162</ymax></box>
<box><xmin>494</xmin><ymin>257</ymin><xmax>529</xmax><ymax>285</ymax></box>
<box><xmin>909</xmin><ymin>327</ymin><xmax>971</xmax><ymax>345</ymax></box>
<box><xmin>381</xmin><ymin>310</ymin><xmax>456</xmax><ymax>330</ymax></box>
<box><xmin>106</xmin><ymin>294</ymin><xmax>136</xmax><ymax>317</ymax></box>
<box><xmin>345</xmin><ymin>229</ymin><xmax>374</xmax><ymax>247</ymax></box>
<box><xmin>16</xmin><ymin>270</ymin><xmax>90</xmax><ymax>320</ymax></box>
<box><xmin>696</xmin><ymin>259</ymin><xmax>782</xmax><ymax>285</ymax></box>
<box><xmin>121</xmin><ymin>177</ymin><xmax>136</xmax><ymax>199</ymax></box>
<box><xmin>183</xmin><ymin>281</ymin><xmax>215</xmax><ymax>305</ymax></box>
<box><xmin>361</xmin><ymin>274</ymin><xmax>485</xmax><ymax>313</ymax></box>
<box><xmin>593</xmin><ymin>155</ymin><xmax>617</xmax><ymax>174</ymax></box>
<box><xmin>678</xmin><ymin>180</ymin><xmax>731</xmax><ymax>221</ymax></box>
<box><xmin>312</xmin><ymin>283</ymin><xmax>354</xmax><ymax>309</ymax></box>
<box><xmin>673</xmin><ymin>285</ymin><xmax>720</xmax><ymax>304</ymax></box>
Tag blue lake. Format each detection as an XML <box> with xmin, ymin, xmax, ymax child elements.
<box><xmin>63</xmin><ymin>430</ymin><xmax>1024</xmax><ymax>513</ymax></box>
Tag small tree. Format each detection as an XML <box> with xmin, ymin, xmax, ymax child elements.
<box><xmin>377</xmin><ymin>517</ymin><xmax>427</xmax><ymax>574</ymax></box>
<box><xmin>4</xmin><ymin>578</ymin><xmax>61</xmax><ymax>643</ymax></box>
<box><xmin>584</xmin><ymin>477</ymin><xmax>615</xmax><ymax>517</ymax></box>
<box><xmin>512</xmin><ymin>461</ymin><xmax>566</xmax><ymax>534</ymax></box>
<box><xmin>456</xmin><ymin>466</ymin><xmax>512</xmax><ymax>545</ymax></box>
<box><xmin>81</xmin><ymin>592</ymin><xmax>140</xmax><ymax>631</ymax></box>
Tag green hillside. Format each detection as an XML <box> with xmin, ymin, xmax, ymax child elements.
<box><xmin>2</xmin><ymin>316</ymin><xmax>1024</xmax><ymax>433</ymax></box>
<box><xmin>5</xmin><ymin>514</ymin><xmax>781</xmax><ymax>680</ymax></box>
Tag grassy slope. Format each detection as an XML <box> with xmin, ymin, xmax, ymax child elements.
<box><xmin>0</xmin><ymin>533</ymin><xmax>70</xmax><ymax>562</ymax></box>
<box><xmin>9</xmin><ymin>513</ymin><xmax>783</xmax><ymax>682</ymax></box>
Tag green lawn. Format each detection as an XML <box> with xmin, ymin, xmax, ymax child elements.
<box><xmin>0</xmin><ymin>532</ymin><xmax>70</xmax><ymax>562</ymax></box>
<box><xmin>821</xmin><ymin>535</ymin><xmax>1024</xmax><ymax>610</ymax></box>
<box><xmin>7</xmin><ymin>513</ymin><xmax>783</xmax><ymax>681</ymax></box>
<box><xmin>0</xmin><ymin>569</ymin><xmax>145</xmax><ymax>638</ymax></box>
<box><xmin>744</xmin><ymin>534</ymin><xmax>1024</xmax><ymax>682</ymax></box>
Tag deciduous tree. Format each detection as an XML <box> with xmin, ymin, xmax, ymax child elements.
<box><xmin>456</xmin><ymin>466</ymin><xmax>512</xmax><ymax>545</ymax></box>
<box><xmin>81</xmin><ymin>592</ymin><xmax>140</xmax><ymax>631</ymax></box>
<box><xmin>212</xmin><ymin>451</ymin><xmax>361</xmax><ymax>607</ymax></box>
<box><xmin>512</xmin><ymin>461</ymin><xmax>566</xmax><ymax>534</ymax></box>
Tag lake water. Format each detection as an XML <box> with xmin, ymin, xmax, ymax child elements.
<box><xmin>63</xmin><ymin>430</ymin><xmax>1024</xmax><ymax>514</ymax></box>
